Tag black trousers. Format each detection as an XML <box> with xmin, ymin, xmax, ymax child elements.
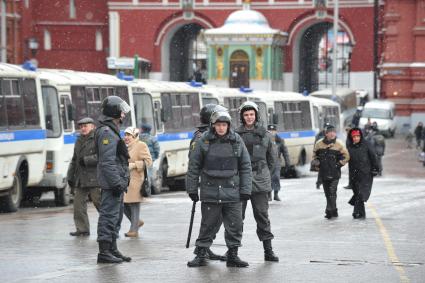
<box><xmin>322</xmin><ymin>179</ymin><xmax>339</xmax><ymax>213</ymax></box>
<box><xmin>351</xmin><ymin>182</ymin><xmax>366</xmax><ymax>217</ymax></box>
<box><xmin>195</xmin><ymin>202</ymin><xmax>243</xmax><ymax>249</ymax></box>
<box><xmin>97</xmin><ymin>189</ymin><xmax>124</xmax><ymax>243</ymax></box>
<box><xmin>242</xmin><ymin>192</ymin><xmax>274</xmax><ymax>241</ymax></box>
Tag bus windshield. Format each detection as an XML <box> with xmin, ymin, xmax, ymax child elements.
<box><xmin>133</xmin><ymin>92</ymin><xmax>156</xmax><ymax>135</ymax></box>
<box><xmin>362</xmin><ymin>108</ymin><xmax>391</xmax><ymax>119</ymax></box>
<box><xmin>42</xmin><ymin>86</ymin><xmax>61</xmax><ymax>138</ymax></box>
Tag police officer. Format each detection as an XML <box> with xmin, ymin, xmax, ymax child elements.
<box><xmin>189</xmin><ymin>104</ymin><xmax>228</xmax><ymax>261</ymax></box>
<box><xmin>67</xmin><ymin>117</ymin><xmax>101</xmax><ymax>236</ymax></box>
<box><xmin>267</xmin><ymin>124</ymin><xmax>291</xmax><ymax>201</ymax></box>
<box><xmin>95</xmin><ymin>96</ymin><xmax>132</xmax><ymax>264</ymax></box>
<box><xmin>313</xmin><ymin>124</ymin><xmax>350</xmax><ymax>219</ymax></box>
<box><xmin>186</xmin><ymin>110</ymin><xmax>252</xmax><ymax>268</ymax></box>
<box><xmin>235</xmin><ymin>101</ymin><xmax>279</xmax><ymax>262</ymax></box>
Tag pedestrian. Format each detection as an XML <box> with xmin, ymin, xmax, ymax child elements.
<box><xmin>95</xmin><ymin>96</ymin><xmax>132</xmax><ymax>264</ymax></box>
<box><xmin>414</xmin><ymin>122</ymin><xmax>423</xmax><ymax>149</ymax></box>
<box><xmin>365</xmin><ymin>123</ymin><xmax>385</xmax><ymax>176</ymax></box>
<box><xmin>139</xmin><ymin>123</ymin><xmax>160</xmax><ymax>191</ymax></box>
<box><xmin>189</xmin><ymin>103</ymin><xmax>228</xmax><ymax>261</ymax></box>
<box><xmin>351</xmin><ymin>108</ymin><xmax>362</xmax><ymax>128</ymax></box>
<box><xmin>186</xmin><ymin>109</ymin><xmax>252</xmax><ymax>268</ymax></box>
<box><xmin>343</xmin><ymin>124</ymin><xmax>353</xmax><ymax>190</ymax></box>
<box><xmin>312</xmin><ymin>124</ymin><xmax>350</xmax><ymax>219</ymax></box>
<box><xmin>346</xmin><ymin>128</ymin><xmax>379</xmax><ymax>219</ymax></box>
<box><xmin>123</xmin><ymin>127</ymin><xmax>152</xmax><ymax>238</ymax></box>
<box><xmin>67</xmin><ymin>117</ymin><xmax>101</xmax><ymax>237</ymax></box>
<box><xmin>267</xmin><ymin>124</ymin><xmax>291</xmax><ymax>201</ymax></box>
<box><xmin>235</xmin><ymin>101</ymin><xmax>279</xmax><ymax>262</ymax></box>
<box><xmin>314</xmin><ymin>122</ymin><xmax>330</xmax><ymax>190</ymax></box>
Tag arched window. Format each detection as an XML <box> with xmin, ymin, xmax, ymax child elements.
<box><xmin>44</xmin><ymin>29</ymin><xmax>51</xmax><ymax>50</ymax></box>
<box><xmin>96</xmin><ymin>30</ymin><xmax>103</xmax><ymax>51</ymax></box>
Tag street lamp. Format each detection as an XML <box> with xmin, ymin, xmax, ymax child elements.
<box><xmin>28</xmin><ymin>37</ymin><xmax>39</xmax><ymax>57</ymax></box>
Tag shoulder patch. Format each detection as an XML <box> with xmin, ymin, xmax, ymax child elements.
<box><xmin>204</xmin><ymin>140</ymin><xmax>209</xmax><ymax>144</ymax></box>
<box><xmin>102</xmin><ymin>139</ymin><xmax>109</xmax><ymax>145</ymax></box>
<box><xmin>191</xmin><ymin>142</ymin><xmax>197</xmax><ymax>150</ymax></box>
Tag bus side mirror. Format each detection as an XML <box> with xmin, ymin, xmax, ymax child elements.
<box><xmin>68</xmin><ymin>104</ymin><xmax>76</xmax><ymax>121</ymax></box>
<box><xmin>273</xmin><ymin>114</ymin><xmax>278</xmax><ymax>124</ymax></box>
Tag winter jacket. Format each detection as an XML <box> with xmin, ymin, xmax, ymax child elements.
<box><xmin>347</xmin><ymin>128</ymin><xmax>379</xmax><ymax>202</ymax></box>
<box><xmin>313</xmin><ymin>137</ymin><xmax>350</xmax><ymax>180</ymax></box>
<box><xmin>124</xmin><ymin>139</ymin><xmax>152</xmax><ymax>203</ymax></box>
<box><xmin>67</xmin><ymin>130</ymin><xmax>98</xmax><ymax>189</ymax></box>
<box><xmin>186</xmin><ymin>129</ymin><xmax>252</xmax><ymax>203</ymax></box>
<box><xmin>236</xmin><ymin>124</ymin><xmax>276</xmax><ymax>193</ymax></box>
<box><xmin>95</xmin><ymin>115</ymin><xmax>130</xmax><ymax>191</ymax></box>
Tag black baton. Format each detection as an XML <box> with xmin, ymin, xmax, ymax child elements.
<box><xmin>186</xmin><ymin>201</ymin><xmax>197</xmax><ymax>248</ymax></box>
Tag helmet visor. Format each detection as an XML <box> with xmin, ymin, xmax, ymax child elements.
<box><xmin>119</xmin><ymin>100</ymin><xmax>131</xmax><ymax>114</ymax></box>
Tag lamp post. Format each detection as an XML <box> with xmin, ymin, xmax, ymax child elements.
<box><xmin>1</xmin><ymin>0</ymin><xmax>7</xmax><ymax>62</ymax></box>
<box><xmin>331</xmin><ymin>0</ymin><xmax>339</xmax><ymax>98</ymax></box>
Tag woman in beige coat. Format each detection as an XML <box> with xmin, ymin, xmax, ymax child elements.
<box><xmin>123</xmin><ymin>127</ymin><xmax>153</xmax><ymax>237</ymax></box>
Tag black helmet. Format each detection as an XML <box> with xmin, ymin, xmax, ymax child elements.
<box><xmin>239</xmin><ymin>101</ymin><xmax>259</xmax><ymax>124</ymax></box>
<box><xmin>199</xmin><ymin>104</ymin><xmax>228</xmax><ymax>126</ymax></box>
<box><xmin>101</xmin><ymin>96</ymin><xmax>131</xmax><ymax>119</ymax></box>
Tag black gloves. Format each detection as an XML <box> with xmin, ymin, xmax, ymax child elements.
<box><xmin>240</xmin><ymin>194</ymin><xmax>250</xmax><ymax>201</ymax></box>
<box><xmin>371</xmin><ymin>169</ymin><xmax>379</xmax><ymax>177</ymax></box>
<box><xmin>112</xmin><ymin>187</ymin><xmax>122</xmax><ymax>197</ymax></box>
<box><xmin>189</xmin><ymin>193</ymin><xmax>199</xmax><ymax>202</ymax></box>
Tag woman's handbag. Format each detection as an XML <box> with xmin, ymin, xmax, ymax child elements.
<box><xmin>140</xmin><ymin>161</ymin><xmax>151</xmax><ymax>197</ymax></box>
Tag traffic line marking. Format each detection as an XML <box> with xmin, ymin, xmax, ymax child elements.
<box><xmin>368</xmin><ymin>203</ymin><xmax>410</xmax><ymax>283</ymax></box>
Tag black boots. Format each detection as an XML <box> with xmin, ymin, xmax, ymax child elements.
<box><xmin>325</xmin><ymin>209</ymin><xmax>338</xmax><ymax>219</ymax></box>
<box><xmin>111</xmin><ymin>240</ymin><xmax>132</xmax><ymax>262</ymax></box>
<box><xmin>97</xmin><ymin>241</ymin><xmax>123</xmax><ymax>264</ymax></box>
<box><xmin>226</xmin><ymin>247</ymin><xmax>249</xmax><ymax>267</ymax></box>
<box><xmin>193</xmin><ymin>246</ymin><xmax>226</xmax><ymax>261</ymax></box>
<box><xmin>263</xmin><ymin>240</ymin><xmax>279</xmax><ymax>262</ymax></box>
<box><xmin>274</xmin><ymin>191</ymin><xmax>281</xmax><ymax>201</ymax></box>
<box><xmin>188</xmin><ymin>247</ymin><xmax>207</xmax><ymax>267</ymax></box>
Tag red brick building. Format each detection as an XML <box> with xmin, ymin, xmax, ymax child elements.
<box><xmin>2</xmin><ymin>0</ymin><xmax>424</xmax><ymax>128</ymax></box>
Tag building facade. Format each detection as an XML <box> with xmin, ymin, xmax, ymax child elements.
<box><xmin>1</xmin><ymin>0</ymin><xmax>424</xmax><ymax>128</ymax></box>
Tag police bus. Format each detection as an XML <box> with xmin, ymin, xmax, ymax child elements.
<box><xmin>0</xmin><ymin>63</ymin><xmax>46</xmax><ymax>212</ymax></box>
<box><xmin>308</xmin><ymin>95</ymin><xmax>342</xmax><ymax>136</ymax></box>
<box><xmin>31</xmin><ymin>68</ymin><xmax>136</xmax><ymax>207</ymax></box>
<box><xmin>258</xmin><ymin>91</ymin><xmax>316</xmax><ymax>174</ymax></box>
<box><xmin>198</xmin><ymin>85</ymin><xmax>268</xmax><ymax>129</ymax></box>
<box><xmin>130</xmin><ymin>79</ymin><xmax>202</xmax><ymax>194</ymax></box>
<box><xmin>310</xmin><ymin>88</ymin><xmax>357</xmax><ymax>128</ymax></box>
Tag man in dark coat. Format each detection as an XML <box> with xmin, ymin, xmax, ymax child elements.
<box><xmin>267</xmin><ymin>124</ymin><xmax>291</xmax><ymax>201</ymax></box>
<box><xmin>95</xmin><ymin>96</ymin><xmax>132</xmax><ymax>264</ymax></box>
<box><xmin>314</xmin><ymin>122</ymin><xmax>330</xmax><ymax>190</ymax></box>
<box><xmin>414</xmin><ymin>122</ymin><xmax>423</xmax><ymax>149</ymax></box>
<box><xmin>67</xmin><ymin>117</ymin><xmax>100</xmax><ymax>236</ymax></box>
<box><xmin>186</xmin><ymin>109</ymin><xmax>252</xmax><ymax>268</ymax></box>
<box><xmin>365</xmin><ymin>123</ymin><xmax>385</xmax><ymax>176</ymax></box>
<box><xmin>313</xmin><ymin>124</ymin><xmax>350</xmax><ymax>219</ymax></box>
<box><xmin>346</xmin><ymin>128</ymin><xmax>379</xmax><ymax>219</ymax></box>
<box><xmin>236</xmin><ymin>101</ymin><xmax>279</xmax><ymax>262</ymax></box>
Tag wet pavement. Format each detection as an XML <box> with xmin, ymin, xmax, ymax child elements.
<box><xmin>1</xmin><ymin>137</ymin><xmax>424</xmax><ymax>283</ymax></box>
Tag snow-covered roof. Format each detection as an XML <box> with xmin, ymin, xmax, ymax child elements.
<box><xmin>204</xmin><ymin>8</ymin><xmax>284</xmax><ymax>36</ymax></box>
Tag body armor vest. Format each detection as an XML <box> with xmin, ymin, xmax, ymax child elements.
<box><xmin>241</xmin><ymin>131</ymin><xmax>267</xmax><ymax>164</ymax></box>
<box><xmin>203</xmin><ymin>142</ymin><xmax>238</xmax><ymax>178</ymax></box>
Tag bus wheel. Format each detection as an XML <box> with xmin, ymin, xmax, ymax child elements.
<box><xmin>0</xmin><ymin>171</ymin><xmax>23</xmax><ymax>212</ymax></box>
<box><xmin>55</xmin><ymin>184</ymin><xmax>71</xmax><ymax>207</ymax></box>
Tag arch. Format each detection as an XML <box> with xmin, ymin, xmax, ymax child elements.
<box><xmin>289</xmin><ymin>13</ymin><xmax>356</xmax><ymax>92</ymax></box>
<box><xmin>229</xmin><ymin>50</ymin><xmax>250</xmax><ymax>88</ymax></box>
<box><xmin>153</xmin><ymin>14</ymin><xmax>215</xmax><ymax>81</ymax></box>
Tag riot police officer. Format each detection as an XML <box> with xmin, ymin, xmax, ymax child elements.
<box><xmin>95</xmin><ymin>96</ymin><xmax>132</xmax><ymax>264</ymax></box>
<box><xmin>235</xmin><ymin>101</ymin><xmax>279</xmax><ymax>262</ymax></box>
<box><xmin>190</xmin><ymin>104</ymin><xmax>228</xmax><ymax>261</ymax></box>
<box><xmin>186</xmin><ymin>110</ymin><xmax>252</xmax><ymax>268</ymax></box>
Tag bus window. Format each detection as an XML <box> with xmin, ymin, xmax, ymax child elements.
<box><xmin>313</xmin><ymin>106</ymin><xmax>320</xmax><ymax>130</ymax></box>
<box><xmin>134</xmin><ymin>93</ymin><xmax>156</xmax><ymax>135</ymax></box>
<box><xmin>86</xmin><ymin>87</ymin><xmax>101</xmax><ymax>120</ymax></box>
<box><xmin>42</xmin><ymin>86</ymin><xmax>61</xmax><ymax>138</ymax></box>
<box><xmin>60</xmin><ymin>95</ymin><xmax>73</xmax><ymax>132</ymax></box>
<box><xmin>256</xmin><ymin>101</ymin><xmax>267</xmax><ymax>126</ymax></box>
<box><xmin>71</xmin><ymin>86</ymin><xmax>88</xmax><ymax>120</ymax></box>
<box><xmin>0</xmin><ymin>80</ymin><xmax>6</xmax><ymax>128</ymax></box>
<box><xmin>115</xmin><ymin>86</ymin><xmax>131</xmax><ymax>128</ymax></box>
<box><xmin>275</xmin><ymin>101</ymin><xmax>311</xmax><ymax>131</ymax></box>
<box><xmin>22</xmin><ymin>78</ymin><xmax>40</xmax><ymax>127</ymax></box>
<box><xmin>202</xmin><ymin>97</ymin><xmax>219</xmax><ymax>105</ymax></box>
<box><xmin>4</xmin><ymin>79</ymin><xmax>24</xmax><ymax>128</ymax></box>
<box><xmin>188</xmin><ymin>92</ymin><xmax>200</xmax><ymax>129</ymax></box>
<box><xmin>153</xmin><ymin>101</ymin><xmax>162</xmax><ymax>131</ymax></box>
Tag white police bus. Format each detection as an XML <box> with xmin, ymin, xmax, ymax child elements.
<box><xmin>0</xmin><ymin>63</ymin><xmax>46</xmax><ymax>212</ymax></box>
<box><xmin>308</xmin><ymin>95</ymin><xmax>342</xmax><ymax>136</ymax></box>
<box><xmin>30</xmin><ymin>68</ymin><xmax>136</xmax><ymax>206</ymax></box>
<box><xmin>131</xmin><ymin>79</ymin><xmax>202</xmax><ymax>193</ymax></box>
<box><xmin>258</xmin><ymin>91</ymin><xmax>316</xmax><ymax>174</ymax></box>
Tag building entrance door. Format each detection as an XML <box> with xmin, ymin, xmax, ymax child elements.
<box><xmin>229</xmin><ymin>50</ymin><xmax>249</xmax><ymax>88</ymax></box>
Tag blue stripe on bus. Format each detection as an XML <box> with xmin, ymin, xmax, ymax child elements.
<box><xmin>63</xmin><ymin>133</ymin><xmax>78</xmax><ymax>144</ymax></box>
<box><xmin>157</xmin><ymin>132</ymin><xmax>194</xmax><ymax>142</ymax></box>
<box><xmin>278</xmin><ymin>130</ymin><xmax>316</xmax><ymax>139</ymax></box>
<box><xmin>0</xmin><ymin>129</ymin><xmax>46</xmax><ymax>142</ymax></box>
